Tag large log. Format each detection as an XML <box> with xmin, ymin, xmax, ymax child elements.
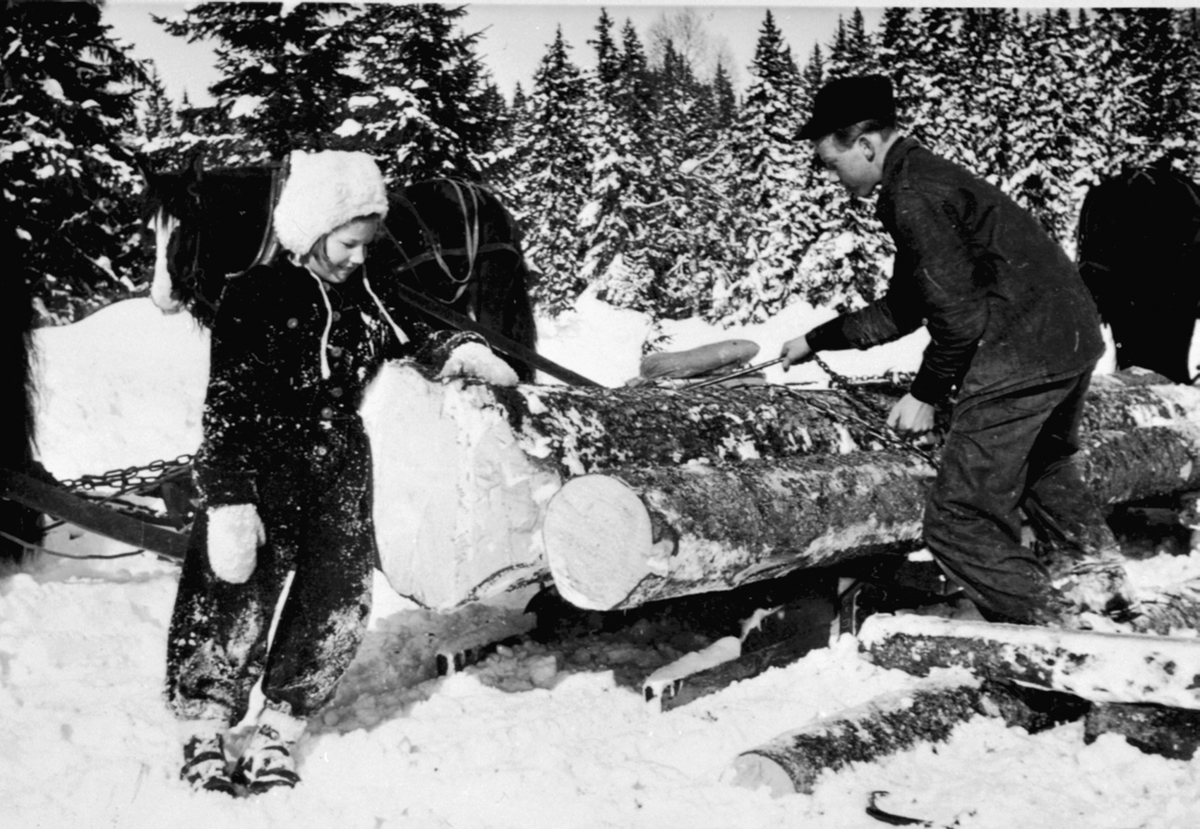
<box><xmin>857</xmin><ymin>613</ymin><xmax>1200</xmax><ymax>709</ymax></box>
<box><xmin>358</xmin><ymin>363</ymin><xmax>1200</xmax><ymax>611</ymax></box>
<box><xmin>543</xmin><ymin>454</ymin><xmax>932</xmax><ymax>609</ymax></box>
<box><xmin>542</xmin><ymin>377</ymin><xmax>1200</xmax><ymax>610</ymax></box>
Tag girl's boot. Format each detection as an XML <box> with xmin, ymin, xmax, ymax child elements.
<box><xmin>232</xmin><ymin>707</ymin><xmax>306</xmax><ymax>794</ymax></box>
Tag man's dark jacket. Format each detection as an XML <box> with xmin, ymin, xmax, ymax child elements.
<box><xmin>807</xmin><ymin>137</ymin><xmax>1104</xmax><ymax>404</ymax></box>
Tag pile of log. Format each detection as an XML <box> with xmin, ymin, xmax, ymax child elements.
<box><xmin>360</xmin><ymin>363</ymin><xmax>1200</xmax><ymax>612</ymax></box>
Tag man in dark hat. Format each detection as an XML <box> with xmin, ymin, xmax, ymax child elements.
<box><xmin>779</xmin><ymin>75</ymin><xmax>1136</xmax><ymax>627</ymax></box>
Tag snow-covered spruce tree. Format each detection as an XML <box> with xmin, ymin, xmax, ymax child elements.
<box><xmin>711</xmin><ymin>62</ymin><xmax>737</xmax><ymax>132</ymax></box>
<box><xmin>141</xmin><ymin>67</ymin><xmax>176</xmax><ymax>142</ymax></box>
<box><xmin>876</xmin><ymin>6</ymin><xmax>924</xmax><ymax>134</ymax></box>
<box><xmin>1173</xmin><ymin>8</ymin><xmax>1200</xmax><ymax>180</ymax></box>
<box><xmin>797</xmin><ymin>11</ymin><xmax>891</xmax><ymax>313</ymax></box>
<box><xmin>577</xmin><ymin>13</ymin><xmax>657</xmax><ymax>314</ymax></box>
<box><xmin>899</xmin><ymin>7</ymin><xmax>963</xmax><ymax>154</ymax></box>
<box><xmin>949</xmin><ymin>9</ymin><xmax>1020</xmax><ymax>181</ymax></box>
<box><xmin>714</xmin><ymin>11</ymin><xmax>812</xmax><ymax>324</ymax></box>
<box><xmin>1080</xmin><ymin>8</ymin><xmax>1172</xmax><ymax>176</ymax></box>
<box><xmin>505</xmin><ymin>27</ymin><xmax>590</xmax><ymax>315</ymax></box>
<box><xmin>1</xmin><ymin>0</ymin><xmax>148</xmax><ymax>323</ymax></box>
<box><xmin>339</xmin><ymin>3</ymin><xmax>502</xmax><ymax>183</ymax></box>
<box><xmin>480</xmin><ymin>82</ymin><xmax>524</xmax><ymax>192</ymax></box>
<box><xmin>640</xmin><ymin>39</ymin><xmax>736</xmax><ymax>321</ymax></box>
<box><xmin>1012</xmin><ymin>8</ymin><xmax>1097</xmax><ymax>246</ymax></box>
<box><xmin>155</xmin><ymin>2</ymin><xmax>364</xmax><ymax>165</ymax></box>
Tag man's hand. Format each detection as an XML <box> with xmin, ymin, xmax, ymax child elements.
<box><xmin>886</xmin><ymin>393</ymin><xmax>936</xmax><ymax>437</ymax></box>
<box><xmin>779</xmin><ymin>334</ymin><xmax>813</xmax><ymax>371</ymax></box>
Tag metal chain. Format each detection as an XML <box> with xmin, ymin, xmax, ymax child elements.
<box><xmin>57</xmin><ymin>454</ymin><xmax>195</xmax><ymax>495</ymax></box>
<box><xmin>809</xmin><ymin>355</ymin><xmax>940</xmax><ymax>466</ymax></box>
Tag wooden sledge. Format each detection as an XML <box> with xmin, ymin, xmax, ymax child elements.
<box><xmin>0</xmin><ymin>467</ymin><xmax>189</xmax><ymax>560</ymax></box>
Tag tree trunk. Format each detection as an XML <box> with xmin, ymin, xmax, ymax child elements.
<box><xmin>731</xmin><ymin>676</ymin><xmax>1090</xmax><ymax>797</ymax></box>
<box><xmin>543</xmin><ymin>453</ymin><xmax>932</xmax><ymax>609</ymax></box>
<box><xmin>857</xmin><ymin>613</ymin><xmax>1200</xmax><ymax>709</ymax></box>
<box><xmin>729</xmin><ymin>677</ymin><xmax>987</xmax><ymax>796</ymax></box>
<box><xmin>360</xmin><ymin>364</ymin><xmax>1200</xmax><ymax>611</ymax></box>
<box><xmin>1085</xmin><ymin>702</ymin><xmax>1200</xmax><ymax>760</ymax></box>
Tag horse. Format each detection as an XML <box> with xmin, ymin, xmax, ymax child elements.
<box><xmin>0</xmin><ymin>213</ymin><xmax>43</xmax><ymax>564</ymax></box>
<box><xmin>142</xmin><ymin>158</ymin><xmax>539</xmax><ymax>382</ymax></box>
<box><xmin>1077</xmin><ymin>164</ymin><xmax>1200</xmax><ymax>384</ymax></box>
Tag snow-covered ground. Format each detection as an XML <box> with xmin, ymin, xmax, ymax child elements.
<box><xmin>7</xmin><ymin>294</ymin><xmax>1200</xmax><ymax>828</ymax></box>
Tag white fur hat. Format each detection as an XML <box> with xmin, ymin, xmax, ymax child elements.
<box><xmin>273</xmin><ymin>150</ymin><xmax>389</xmax><ymax>257</ymax></box>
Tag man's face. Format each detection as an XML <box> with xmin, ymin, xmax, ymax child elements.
<box><xmin>814</xmin><ymin>136</ymin><xmax>880</xmax><ymax>198</ymax></box>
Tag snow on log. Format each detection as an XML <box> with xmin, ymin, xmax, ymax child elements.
<box><xmin>360</xmin><ymin>363</ymin><xmax>561</xmax><ymax>611</ymax></box>
<box><xmin>359</xmin><ymin>362</ymin><xmax>1200</xmax><ymax>611</ymax></box>
<box><xmin>729</xmin><ymin>675</ymin><xmax>986</xmax><ymax>796</ymax></box>
<box><xmin>543</xmin><ymin>376</ymin><xmax>1200</xmax><ymax>610</ymax></box>
<box><xmin>857</xmin><ymin>613</ymin><xmax>1200</xmax><ymax>709</ymax></box>
<box><xmin>1085</xmin><ymin>702</ymin><xmax>1200</xmax><ymax>760</ymax></box>
<box><xmin>730</xmin><ymin>675</ymin><xmax>1091</xmax><ymax>797</ymax></box>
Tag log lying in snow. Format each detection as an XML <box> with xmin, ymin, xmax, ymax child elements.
<box><xmin>1085</xmin><ymin>702</ymin><xmax>1200</xmax><ymax>760</ymax></box>
<box><xmin>729</xmin><ymin>675</ymin><xmax>1090</xmax><ymax>797</ymax></box>
<box><xmin>358</xmin><ymin>363</ymin><xmax>1200</xmax><ymax>611</ymax></box>
<box><xmin>730</xmin><ymin>676</ymin><xmax>984</xmax><ymax>796</ymax></box>
<box><xmin>857</xmin><ymin>613</ymin><xmax>1200</xmax><ymax>709</ymax></box>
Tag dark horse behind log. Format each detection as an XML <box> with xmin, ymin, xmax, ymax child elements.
<box><xmin>143</xmin><ymin>159</ymin><xmax>539</xmax><ymax>382</ymax></box>
<box><xmin>1077</xmin><ymin>164</ymin><xmax>1200</xmax><ymax>384</ymax></box>
<box><xmin>0</xmin><ymin>208</ymin><xmax>43</xmax><ymax>564</ymax></box>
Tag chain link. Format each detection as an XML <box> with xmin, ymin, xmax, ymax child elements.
<box><xmin>808</xmin><ymin>355</ymin><xmax>940</xmax><ymax>466</ymax></box>
<box><xmin>57</xmin><ymin>454</ymin><xmax>195</xmax><ymax>495</ymax></box>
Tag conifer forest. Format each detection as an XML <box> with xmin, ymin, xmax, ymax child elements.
<box><xmin>4</xmin><ymin>2</ymin><xmax>1199</xmax><ymax>328</ymax></box>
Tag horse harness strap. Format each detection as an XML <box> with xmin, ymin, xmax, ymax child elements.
<box><xmin>240</xmin><ymin>160</ymin><xmax>288</xmax><ymax>275</ymax></box>
<box><xmin>391</xmin><ymin>181</ymin><xmax>486</xmax><ymax>303</ymax></box>
<box><xmin>386</xmin><ymin>278</ymin><xmax>600</xmax><ymax>388</ymax></box>
<box><xmin>391</xmin><ymin>241</ymin><xmax>522</xmax><ymax>272</ymax></box>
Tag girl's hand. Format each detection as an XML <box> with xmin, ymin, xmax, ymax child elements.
<box><xmin>207</xmin><ymin>503</ymin><xmax>266</xmax><ymax>583</ymax></box>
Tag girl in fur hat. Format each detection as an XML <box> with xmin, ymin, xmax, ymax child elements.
<box><xmin>165</xmin><ymin>150</ymin><xmax>516</xmax><ymax>796</ymax></box>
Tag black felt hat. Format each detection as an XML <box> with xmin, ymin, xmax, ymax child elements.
<box><xmin>797</xmin><ymin>75</ymin><xmax>896</xmax><ymax>140</ymax></box>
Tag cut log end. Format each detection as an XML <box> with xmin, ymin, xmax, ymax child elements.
<box><xmin>542</xmin><ymin>474</ymin><xmax>654</xmax><ymax>610</ymax></box>
<box><xmin>728</xmin><ymin>753</ymin><xmax>795</xmax><ymax>798</ymax></box>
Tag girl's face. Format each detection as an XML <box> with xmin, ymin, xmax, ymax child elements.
<box><xmin>310</xmin><ymin>216</ymin><xmax>379</xmax><ymax>285</ymax></box>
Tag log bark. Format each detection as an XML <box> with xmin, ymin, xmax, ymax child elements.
<box><xmin>543</xmin><ymin>454</ymin><xmax>932</xmax><ymax>610</ymax></box>
<box><xmin>729</xmin><ymin>676</ymin><xmax>987</xmax><ymax>796</ymax></box>
<box><xmin>359</xmin><ymin>363</ymin><xmax>1200</xmax><ymax>611</ymax></box>
<box><xmin>857</xmin><ymin>613</ymin><xmax>1200</xmax><ymax>709</ymax></box>
<box><xmin>731</xmin><ymin>676</ymin><xmax>1090</xmax><ymax>797</ymax></box>
<box><xmin>542</xmin><ymin>378</ymin><xmax>1200</xmax><ymax>610</ymax></box>
<box><xmin>1085</xmin><ymin>702</ymin><xmax>1200</xmax><ymax>760</ymax></box>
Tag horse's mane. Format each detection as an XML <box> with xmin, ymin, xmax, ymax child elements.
<box><xmin>142</xmin><ymin>163</ymin><xmax>277</xmax><ymax>223</ymax></box>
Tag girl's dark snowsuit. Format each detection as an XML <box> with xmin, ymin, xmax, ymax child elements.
<box><xmin>806</xmin><ymin>138</ymin><xmax>1108</xmax><ymax>624</ymax></box>
<box><xmin>166</xmin><ymin>260</ymin><xmax>433</xmax><ymax>724</ymax></box>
